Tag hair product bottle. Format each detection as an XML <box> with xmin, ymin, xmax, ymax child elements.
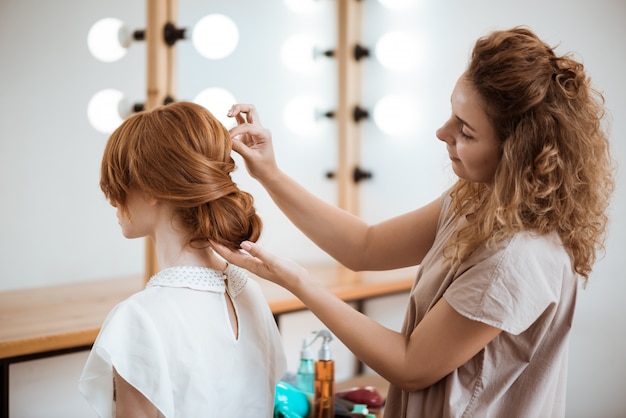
<box><xmin>296</xmin><ymin>335</ymin><xmax>315</xmax><ymax>394</ymax></box>
<box><xmin>313</xmin><ymin>330</ymin><xmax>334</xmax><ymax>418</ymax></box>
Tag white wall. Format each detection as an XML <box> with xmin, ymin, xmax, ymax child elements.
<box><xmin>2</xmin><ymin>0</ymin><xmax>625</xmax><ymax>417</ymax></box>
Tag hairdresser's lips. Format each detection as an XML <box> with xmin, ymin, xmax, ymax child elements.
<box><xmin>446</xmin><ymin>147</ymin><xmax>460</xmax><ymax>162</ymax></box>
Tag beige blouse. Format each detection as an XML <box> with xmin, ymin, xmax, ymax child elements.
<box><xmin>384</xmin><ymin>192</ymin><xmax>577</xmax><ymax>418</ymax></box>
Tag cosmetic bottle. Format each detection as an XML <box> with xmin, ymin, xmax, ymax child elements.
<box><xmin>312</xmin><ymin>330</ymin><xmax>334</xmax><ymax>418</ymax></box>
<box><xmin>296</xmin><ymin>336</ymin><xmax>315</xmax><ymax>394</ymax></box>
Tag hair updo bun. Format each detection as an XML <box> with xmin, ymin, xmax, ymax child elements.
<box><xmin>100</xmin><ymin>101</ymin><xmax>262</xmax><ymax>250</ymax></box>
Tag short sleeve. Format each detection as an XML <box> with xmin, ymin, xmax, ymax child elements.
<box><xmin>79</xmin><ymin>300</ymin><xmax>174</xmax><ymax>418</ymax></box>
<box><xmin>444</xmin><ymin>232</ymin><xmax>566</xmax><ymax>335</ymax></box>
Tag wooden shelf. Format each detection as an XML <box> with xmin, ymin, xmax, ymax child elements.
<box><xmin>0</xmin><ymin>266</ymin><xmax>415</xmax><ymax>360</ymax></box>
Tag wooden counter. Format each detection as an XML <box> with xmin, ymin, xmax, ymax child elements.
<box><xmin>0</xmin><ymin>265</ymin><xmax>415</xmax><ymax>360</ymax></box>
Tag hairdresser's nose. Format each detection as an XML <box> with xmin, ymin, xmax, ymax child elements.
<box><xmin>436</xmin><ymin>118</ymin><xmax>454</xmax><ymax>145</ymax></box>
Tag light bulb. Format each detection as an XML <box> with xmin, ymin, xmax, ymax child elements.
<box><xmin>194</xmin><ymin>87</ymin><xmax>237</xmax><ymax>128</ymax></box>
<box><xmin>283</xmin><ymin>96</ymin><xmax>327</xmax><ymax>136</ymax></box>
<box><xmin>281</xmin><ymin>34</ymin><xmax>321</xmax><ymax>74</ymax></box>
<box><xmin>87</xmin><ymin>89</ymin><xmax>128</xmax><ymax>134</ymax></box>
<box><xmin>87</xmin><ymin>18</ymin><xmax>131</xmax><ymax>62</ymax></box>
<box><xmin>373</xmin><ymin>95</ymin><xmax>420</xmax><ymax>136</ymax></box>
<box><xmin>192</xmin><ymin>14</ymin><xmax>239</xmax><ymax>60</ymax></box>
<box><xmin>374</xmin><ymin>31</ymin><xmax>420</xmax><ymax>72</ymax></box>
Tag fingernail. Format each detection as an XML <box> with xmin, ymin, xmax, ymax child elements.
<box><xmin>241</xmin><ymin>241</ymin><xmax>252</xmax><ymax>251</ymax></box>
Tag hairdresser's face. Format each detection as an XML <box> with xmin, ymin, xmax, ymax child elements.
<box><xmin>436</xmin><ymin>75</ymin><xmax>500</xmax><ymax>184</ymax></box>
<box><xmin>116</xmin><ymin>189</ymin><xmax>158</xmax><ymax>239</ymax></box>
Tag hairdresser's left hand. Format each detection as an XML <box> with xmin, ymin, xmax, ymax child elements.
<box><xmin>227</xmin><ymin>104</ymin><xmax>279</xmax><ymax>184</ymax></box>
<box><xmin>211</xmin><ymin>240</ymin><xmax>310</xmax><ymax>291</ymax></box>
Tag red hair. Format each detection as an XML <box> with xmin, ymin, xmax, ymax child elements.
<box><xmin>100</xmin><ymin>101</ymin><xmax>262</xmax><ymax>250</ymax></box>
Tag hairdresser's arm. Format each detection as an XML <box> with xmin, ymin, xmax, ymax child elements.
<box><xmin>212</xmin><ymin>241</ymin><xmax>501</xmax><ymax>391</ymax></box>
<box><xmin>113</xmin><ymin>369</ymin><xmax>159</xmax><ymax>418</ymax></box>
<box><xmin>228</xmin><ymin>104</ymin><xmax>439</xmax><ymax>271</ymax></box>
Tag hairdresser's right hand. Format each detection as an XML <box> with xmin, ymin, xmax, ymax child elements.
<box><xmin>227</xmin><ymin>104</ymin><xmax>279</xmax><ymax>182</ymax></box>
<box><xmin>211</xmin><ymin>240</ymin><xmax>309</xmax><ymax>292</ymax></box>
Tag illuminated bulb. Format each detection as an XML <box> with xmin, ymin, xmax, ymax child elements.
<box><xmin>87</xmin><ymin>89</ymin><xmax>128</xmax><ymax>134</ymax></box>
<box><xmin>373</xmin><ymin>95</ymin><xmax>420</xmax><ymax>136</ymax></box>
<box><xmin>87</xmin><ymin>18</ymin><xmax>132</xmax><ymax>62</ymax></box>
<box><xmin>283</xmin><ymin>0</ymin><xmax>324</xmax><ymax>14</ymax></box>
<box><xmin>194</xmin><ymin>87</ymin><xmax>237</xmax><ymax>128</ymax></box>
<box><xmin>192</xmin><ymin>14</ymin><xmax>239</xmax><ymax>59</ymax></box>
<box><xmin>281</xmin><ymin>34</ymin><xmax>321</xmax><ymax>74</ymax></box>
<box><xmin>374</xmin><ymin>31</ymin><xmax>420</xmax><ymax>72</ymax></box>
<box><xmin>283</xmin><ymin>96</ymin><xmax>325</xmax><ymax>136</ymax></box>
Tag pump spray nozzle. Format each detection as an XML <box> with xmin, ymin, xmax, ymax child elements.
<box><xmin>300</xmin><ymin>335</ymin><xmax>314</xmax><ymax>359</ymax></box>
<box><xmin>310</xmin><ymin>329</ymin><xmax>333</xmax><ymax>360</ymax></box>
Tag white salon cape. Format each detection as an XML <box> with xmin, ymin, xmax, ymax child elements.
<box><xmin>79</xmin><ymin>265</ymin><xmax>287</xmax><ymax>418</ymax></box>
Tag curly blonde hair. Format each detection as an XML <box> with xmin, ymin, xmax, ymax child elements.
<box><xmin>448</xmin><ymin>27</ymin><xmax>615</xmax><ymax>282</ymax></box>
<box><xmin>100</xmin><ymin>101</ymin><xmax>262</xmax><ymax>250</ymax></box>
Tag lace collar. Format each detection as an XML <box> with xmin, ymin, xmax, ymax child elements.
<box><xmin>146</xmin><ymin>264</ymin><xmax>248</xmax><ymax>297</ymax></box>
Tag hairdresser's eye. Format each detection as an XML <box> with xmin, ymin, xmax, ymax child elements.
<box><xmin>458</xmin><ymin>123</ymin><xmax>472</xmax><ymax>140</ymax></box>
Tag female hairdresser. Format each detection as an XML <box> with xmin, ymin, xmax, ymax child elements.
<box><xmin>213</xmin><ymin>27</ymin><xmax>614</xmax><ymax>417</ymax></box>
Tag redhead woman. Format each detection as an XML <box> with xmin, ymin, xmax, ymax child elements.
<box><xmin>80</xmin><ymin>102</ymin><xmax>286</xmax><ymax>417</ymax></box>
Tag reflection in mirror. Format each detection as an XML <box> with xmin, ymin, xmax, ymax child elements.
<box><xmin>374</xmin><ymin>30</ymin><xmax>421</xmax><ymax>72</ymax></box>
<box><xmin>87</xmin><ymin>18</ymin><xmax>136</xmax><ymax>63</ymax></box>
<box><xmin>372</xmin><ymin>94</ymin><xmax>420</xmax><ymax>137</ymax></box>
<box><xmin>0</xmin><ymin>0</ymin><xmax>337</xmax><ymax>292</ymax></box>
<box><xmin>191</xmin><ymin>14</ymin><xmax>239</xmax><ymax>60</ymax></box>
<box><xmin>87</xmin><ymin>88</ymin><xmax>128</xmax><ymax>134</ymax></box>
<box><xmin>193</xmin><ymin>87</ymin><xmax>237</xmax><ymax>128</ymax></box>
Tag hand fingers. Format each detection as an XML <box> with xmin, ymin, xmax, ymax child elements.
<box><xmin>229</xmin><ymin>123</ymin><xmax>268</xmax><ymax>141</ymax></box>
<box><xmin>212</xmin><ymin>240</ymin><xmax>272</xmax><ymax>268</ymax></box>
<box><xmin>234</xmin><ymin>113</ymin><xmax>246</xmax><ymax>125</ymax></box>
<box><xmin>239</xmin><ymin>241</ymin><xmax>310</xmax><ymax>285</ymax></box>
<box><xmin>212</xmin><ymin>240</ymin><xmax>307</xmax><ymax>288</ymax></box>
<box><xmin>239</xmin><ymin>240</ymin><xmax>268</xmax><ymax>262</ymax></box>
<box><xmin>227</xmin><ymin>104</ymin><xmax>262</xmax><ymax>126</ymax></box>
<box><xmin>230</xmin><ymin>138</ymin><xmax>252</xmax><ymax>160</ymax></box>
<box><xmin>229</xmin><ymin>125</ymin><xmax>271</xmax><ymax>155</ymax></box>
<box><xmin>210</xmin><ymin>241</ymin><xmax>259</xmax><ymax>271</ymax></box>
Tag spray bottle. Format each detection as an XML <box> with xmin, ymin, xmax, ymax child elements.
<box><xmin>312</xmin><ymin>329</ymin><xmax>334</xmax><ymax>418</ymax></box>
<box><xmin>296</xmin><ymin>335</ymin><xmax>315</xmax><ymax>393</ymax></box>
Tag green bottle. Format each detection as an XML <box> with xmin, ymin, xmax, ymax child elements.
<box><xmin>296</xmin><ymin>336</ymin><xmax>315</xmax><ymax>394</ymax></box>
